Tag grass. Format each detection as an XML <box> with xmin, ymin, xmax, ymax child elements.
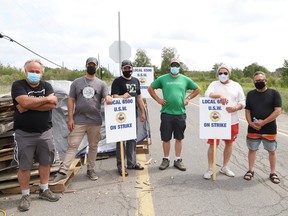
<box><xmin>0</xmin><ymin>84</ymin><xmax>11</xmax><ymax>96</ymax></box>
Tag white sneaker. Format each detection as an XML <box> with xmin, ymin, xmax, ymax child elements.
<box><xmin>220</xmin><ymin>167</ymin><xmax>235</xmax><ymax>177</ymax></box>
<box><xmin>203</xmin><ymin>169</ymin><xmax>213</xmax><ymax>179</ymax></box>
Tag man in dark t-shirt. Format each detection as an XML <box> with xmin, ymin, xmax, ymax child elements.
<box><xmin>11</xmin><ymin>59</ymin><xmax>60</xmax><ymax>212</ymax></box>
<box><xmin>244</xmin><ymin>71</ymin><xmax>282</xmax><ymax>184</ymax></box>
<box><xmin>111</xmin><ymin>59</ymin><xmax>146</xmax><ymax>176</ymax></box>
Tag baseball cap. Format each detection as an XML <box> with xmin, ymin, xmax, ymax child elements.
<box><xmin>170</xmin><ymin>58</ymin><xmax>181</xmax><ymax>66</ymax></box>
<box><xmin>86</xmin><ymin>57</ymin><xmax>98</xmax><ymax>65</ymax></box>
<box><xmin>121</xmin><ymin>59</ymin><xmax>133</xmax><ymax>67</ymax></box>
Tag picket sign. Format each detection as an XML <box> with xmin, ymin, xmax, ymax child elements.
<box><xmin>199</xmin><ymin>97</ymin><xmax>232</xmax><ymax>180</ymax></box>
<box><xmin>104</xmin><ymin>98</ymin><xmax>136</xmax><ymax>181</ymax></box>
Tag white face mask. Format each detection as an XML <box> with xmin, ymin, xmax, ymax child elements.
<box><xmin>218</xmin><ymin>74</ymin><xmax>229</xmax><ymax>83</ymax></box>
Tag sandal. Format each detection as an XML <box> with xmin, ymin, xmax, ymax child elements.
<box><xmin>269</xmin><ymin>173</ymin><xmax>280</xmax><ymax>184</ymax></box>
<box><xmin>243</xmin><ymin>170</ymin><xmax>254</xmax><ymax>181</ymax></box>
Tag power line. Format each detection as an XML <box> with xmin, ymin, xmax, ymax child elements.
<box><xmin>0</xmin><ymin>33</ymin><xmax>63</xmax><ymax>68</ymax></box>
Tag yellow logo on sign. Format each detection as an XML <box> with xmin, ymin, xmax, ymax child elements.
<box><xmin>116</xmin><ymin>112</ymin><xmax>126</xmax><ymax>123</ymax></box>
<box><xmin>210</xmin><ymin>111</ymin><xmax>221</xmax><ymax>122</ymax></box>
<box><xmin>139</xmin><ymin>77</ymin><xmax>146</xmax><ymax>84</ymax></box>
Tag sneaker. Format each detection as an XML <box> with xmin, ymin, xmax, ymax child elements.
<box><xmin>220</xmin><ymin>167</ymin><xmax>235</xmax><ymax>177</ymax></box>
<box><xmin>49</xmin><ymin>172</ymin><xmax>67</xmax><ymax>185</ymax></box>
<box><xmin>203</xmin><ymin>169</ymin><xmax>213</xmax><ymax>179</ymax></box>
<box><xmin>159</xmin><ymin>158</ymin><xmax>170</xmax><ymax>170</ymax></box>
<box><xmin>173</xmin><ymin>159</ymin><xmax>186</xmax><ymax>171</ymax></box>
<box><xmin>39</xmin><ymin>189</ymin><xmax>60</xmax><ymax>202</ymax></box>
<box><xmin>18</xmin><ymin>194</ymin><xmax>31</xmax><ymax>212</ymax></box>
<box><xmin>87</xmin><ymin>170</ymin><xmax>98</xmax><ymax>181</ymax></box>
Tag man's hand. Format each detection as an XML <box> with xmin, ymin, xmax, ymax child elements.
<box><xmin>105</xmin><ymin>95</ymin><xmax>113</xmax><ymax>105</ymax></box>
<box><xmin>47</xmin><ymin>94</ymin><xmax>58</xmax><ymax>105</ymax></box>
<box><xmin>156</xmin><ymin>98</ymin><xmax>166</xmax><ymax>105</ymax></box>
<box><xmin>123</xmin><ymin>92</ymin><xmax>131</xmax><ymax>99</ymax></box>
<box><xmin>16</xmin><ymin>104</ymin><xmax>28</xmax><ymax>113</ymax></box>
<box><xmin>68</xmin><ymin>119</ymin><xmax>74</xmax><ymax>132</ymax></box>
<box><xmin>219</xmin><ymin>96</ymin><xmax>228</xmax><ymax>105</ymax></box>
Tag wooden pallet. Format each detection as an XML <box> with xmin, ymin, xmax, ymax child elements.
<box><xmin>0</xmin><ymin>159</ymin><xmax>81</xmax><ymax>194</ymax></box>
<box><xmin>136</xmin><ymin>138</ymin><xmax>150</xmax><ymax>154</ymax></box>
<box><xmin>49</xmin><ymin>159</ymin><xmax>81</xmax><ymax>193</ymax></box>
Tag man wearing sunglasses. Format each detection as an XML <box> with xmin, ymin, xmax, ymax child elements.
<box><xmin>148</xmin><ymin>58</ymin><xmax>201</xmax><ymax>171</ymax></box>
<box><xmin>203</xmin><ymin>65</ymin><xmax>245</xmax><ymax>179</ymax></box>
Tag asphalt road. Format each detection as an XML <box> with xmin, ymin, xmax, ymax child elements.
<box><xmin>1</xmin><ymin>95</ymin><xmax>288</xmax><ymax>216</ymax></box>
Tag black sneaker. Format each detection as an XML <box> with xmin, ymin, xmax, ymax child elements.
<box><xmin>159</xmin><ymin>158</ymin><xmax>170</xmax><ymax>170</ymax></box>
<box><xmin>174</xmin><ymin>159</ymin><xmax>186</xmax><ymax>171</ymax></box>
<box><xmin>39</xmin><ymin>189</ymin><xmax>60</xmax><ymax>202</ymax></box>
<box><xmin>18</xmin><ymin>194</ymin><xmax>31</xmax><ymax>212</ymax></box>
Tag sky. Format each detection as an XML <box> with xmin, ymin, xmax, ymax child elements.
<box><xmin>0</xmin><ymin>0</ymin><xmax>287</xmax><ymax>75</ymax></box>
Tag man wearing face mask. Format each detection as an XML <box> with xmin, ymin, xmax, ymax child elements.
<box><xmin>11</xmin><ymin>59</ymin><xmax>60</xmax><ymax>211</ymax></box>
<box><xmin>244</xmin><ymin>71</ymin><xmax>282</xmax><ymax>184</ymax></box>
<box><xmin>203</xmin><ymin>65</ymin><xmax>245</xmax><ymax>180</ymax></box>
<box><xmin>50</xmin><ymin>57</ymin><xmax>112</xmax><ymax>184</ymax></box>
<box><xmin>111</xmin><ymin>59</ymin><xmax>146</xmax><ymax>176</ymax></box>
<box><xmin>148</xmin><ymin>58</ymin><xmax>201</xmax><ymax>171</ymax></box>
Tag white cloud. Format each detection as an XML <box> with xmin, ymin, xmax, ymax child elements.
<box><xmin>0</xmin><ymin>0</ymin><xmax>287</xmax><ymax>73</ymax></box>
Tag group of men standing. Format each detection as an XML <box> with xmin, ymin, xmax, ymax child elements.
<box><xmin>11</xmin><ymin>57</ymin><xmax>282</xmax><ymax>212</ymax></box>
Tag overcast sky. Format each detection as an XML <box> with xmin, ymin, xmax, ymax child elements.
<box><xmin>0</xmin><ymin>0</ymin><xmax>287</xmax><ymax>74</ymax></box>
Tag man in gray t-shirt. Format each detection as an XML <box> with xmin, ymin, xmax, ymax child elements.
<box><xmin>50</xmin><ymin>57</ymin><xmax>112</xmax><ymax>184</ymax></box>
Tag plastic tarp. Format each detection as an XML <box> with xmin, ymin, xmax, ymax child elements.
<box><xmin>47</xmin><ymin>80</ymin><xmax>150</xmax><ymax>160</ymax></box>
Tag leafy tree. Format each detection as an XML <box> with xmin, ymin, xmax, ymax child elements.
<box><xmin>243</xmin><ymin>63</ymin><xmax>270</xmax><ymax>78</ymax></box>
<box><xmin>133</xmin><ymin>49</ymin><xmax>152</xmax><ymax>67</ymax></box>
<box><xmin>230</xmin><ymin>68</ymin><xmax>244</xmax><ymax>81</ymax></box>
<box><xmin>159</xmin><ymin>47</ymin><xmax>177</xmax><ymax>76</ymax></box>
<box><xmin>280</xmin><ymin>59</ymin><xmax>288</xmax><ymax>87</ymax></box>
<box><xmin>209</xmin><ymin>63</ymin><xmax>224</xmax><ymax>79</ymax></box>
<box><xmin>98</xmin><ymin>67</ymin><xmax>114</xmax><ymax>80</ymax></box>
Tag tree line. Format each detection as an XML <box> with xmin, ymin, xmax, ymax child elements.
<box><xmin>1</xmin><ymin>47</ymin><xmax>287</xmax><ymax>87</ymax></box>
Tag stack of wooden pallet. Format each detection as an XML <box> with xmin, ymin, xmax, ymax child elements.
<box><xmin>0</xmin><ymin>96</ymin><xmax>81</xmax><ymax>194</ymax></box>
<box><xmin>0</xmin><ymin>96</ymin><xmax>14</xmax><ymax>173</ymax></box>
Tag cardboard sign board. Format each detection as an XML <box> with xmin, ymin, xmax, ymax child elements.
<box><xmin>199</xmin><ymin>97</ymin><xmax>231</xmax><ymax>139</ymax></box>
<box><xmin>104</xmin><ymin>98</ymin><xmax>136</xmax><ymax>143</ymax></box>
<box><xmin>133</xmin><ymin>67</ymin><xmax>154</xmax><ymax>98</ymax></box>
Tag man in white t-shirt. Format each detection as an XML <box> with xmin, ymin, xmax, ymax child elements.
<box><xmin>203</xmin><ymin>65</ymin><xmax>245</xmax><ymax>179</ymax></box>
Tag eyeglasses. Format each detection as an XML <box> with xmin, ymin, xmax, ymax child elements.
<box><xmin>171</xmin><ymin>64</ymin><xmax>180</xmax><ymax>67</ymax></box>
<box><xmin>218</xmin><ymin>72</ymin><xmax>228</xmax><ymax>75</ymax></box>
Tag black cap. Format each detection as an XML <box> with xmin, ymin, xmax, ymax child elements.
<box><xmin>121</xmin><ymin>59</ymin><xmax>133</xmax><ymax>67</ymax></box>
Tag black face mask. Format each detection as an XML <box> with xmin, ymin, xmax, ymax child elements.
<box><xmin>254</xmin><ymin>81</ymin><xmax>266</xmax><ymax>90</ymax></box>
<box><xmin>122</xmin><ymin>70</ymin><xmax>132</xmax><ymax>78</ymax></box>
<box><xmin>87</xmin><ymin>66</ymin><xmax>96</xmax><ymax>75</ymax></box>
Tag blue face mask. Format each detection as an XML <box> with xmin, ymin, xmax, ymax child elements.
<box><xmin>27</xmin><ymin>72</ymin><xmax>41</xmax><ymax>84</ymax></box>
<box><xmin>170</xmin><ymin>67</ymin><xmax>180</xmax><ymax>75</ymax></box>
<box><xmin>218</xmin><ymin>74</ymin><xmax>229</xmax><ymax>83</ymax></box>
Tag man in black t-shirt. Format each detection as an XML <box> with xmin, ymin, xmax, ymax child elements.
<box><xmin>243</xmin><ymin>71</ymin><xmax>282</xmax><ymax>184</ymax></box>
<box><xmin>111</xmin><ymin>60</ymin><xmax>146</xmax><ymax>176</ymax></box>
<box><xmin>11</xmin><ymin>59</ymin><xmax>60</xmax><ymax>211</ymax></box>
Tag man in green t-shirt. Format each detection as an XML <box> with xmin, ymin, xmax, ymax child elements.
<box><xmin>148</xmin><ymin>58</ymin><xmax>201</xmax><ymax>171</ymax></box>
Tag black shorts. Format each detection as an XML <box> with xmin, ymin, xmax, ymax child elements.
<box><xmin>14</xmin><ymin>129</ymin><xmax>55</xmax><ymax>170</ymax></box>
<box><xmin>160</xmin><ymin>113</ymin><xmax>186</xmax><ymax>141</ymax></box>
